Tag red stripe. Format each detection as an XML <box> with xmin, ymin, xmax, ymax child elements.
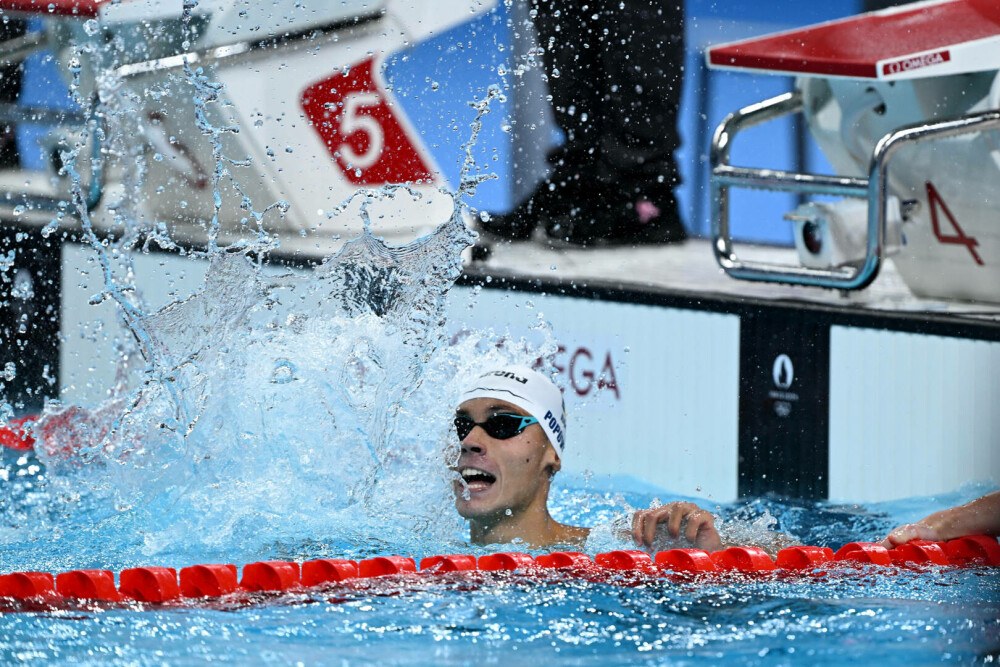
<box><xmin>0</xmin><ymin>0</ymin><xmax>106</xmax><ymax>16</ymax></box>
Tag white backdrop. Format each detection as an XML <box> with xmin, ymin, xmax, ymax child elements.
<box><xmin>829</xmin><ymin>326</ymin><xmax>1000</xmax><ymax>502</ymax></box>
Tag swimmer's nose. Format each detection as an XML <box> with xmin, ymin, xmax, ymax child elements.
<box><xmin>461</xmin><ymin>434</ymin><xmax>485</xmax><ymax>454</ymax></box>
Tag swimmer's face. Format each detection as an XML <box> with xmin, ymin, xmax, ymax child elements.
<box><xmin>452</xmin><ymin>397</ymin><xmax>560</xmax><ymax>523</ymax></box>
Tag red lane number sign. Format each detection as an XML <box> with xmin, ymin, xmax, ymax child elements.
<box><xmin>301</xmin><ymin>58</ymin><xmax>434</xmax><ymax>186</ymax></box>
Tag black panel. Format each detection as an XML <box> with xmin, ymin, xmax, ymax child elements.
<box><xmin>0</xmin><ymin>226</ymin><xmax>61</xmax><ymax>414</ymax></box>
<box><xmin>737</xmin><ymin>309</ymin><xmax>830</xmax><ymax>500</ymax></box>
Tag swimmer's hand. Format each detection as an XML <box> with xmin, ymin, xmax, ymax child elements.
<box><xmin>879</xmin><ymin>522</ymin><xmax>939</xmax><ymax>549</ymax></box>
<box><xmin>879</xmin><ymin>490</ymin><xmax>1000</xmax><ymax>549</ymax></box>
<box><xmin>631</xmin><ymin>502</ymin><xmax>722</xmax><ymax>552</ymax></box>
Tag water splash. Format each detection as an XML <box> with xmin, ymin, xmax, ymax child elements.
<box><xmin>1</xmin><ymin>31</ymin><xmax>523</xmax><ymax>565</ymax></box>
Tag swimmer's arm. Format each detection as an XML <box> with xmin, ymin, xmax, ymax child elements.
<box><xmin>880</xmin><ymin>490</ymin><xmax>1000</xmax><ymax>548</ymax></box>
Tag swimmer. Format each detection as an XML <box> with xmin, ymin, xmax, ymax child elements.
<box><xmin>880</xmin><ymin>490</ymin><xmax>1000</xmax><ymax>548</ymax></box>
<box><xmin>452</xmin><ymin>365</ymin><xmax>723</xmax><ymax>551</ymax></box>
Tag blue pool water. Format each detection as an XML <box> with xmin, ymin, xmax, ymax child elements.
<box><xmin>2</xmin><ymin>450</ymin><xmax>998</xmax><ymax>665</ymax></box>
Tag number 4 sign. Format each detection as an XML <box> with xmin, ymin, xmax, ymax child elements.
<box><xmin>301</xmin><ymin>58</ymin><xmax>436</xmax><ymax>186</ymax></box>
<box><xmin>925</xmin><ymin>181</ymin><xmax>984</xmax><ymax>265</ymax></box>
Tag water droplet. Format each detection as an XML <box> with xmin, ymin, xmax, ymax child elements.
<box><xmin>12</xmin><ymin>205</ymin><xmax>25</xmax><ymax>217</ymax></box>
<box><xmin>505</xmin><ymin>508</ymin><xmax>513</xmax><ymax>516</ymax></box>
<box><xmin>479</xmin><ymin>211</ymin><xmax>491</xmax><ymax>222</ymax></box>
<box><xmin>430</xmin><ymin>81</ymin><xmax>440</xmax><ymax>91</ymax></box>
<box><xmin>271</xmin><ymin>360</ymin><xmax>297</xmax><ymax>384</ymax></box>
<box><xmin>551</xmin><ymin>68</ymin><xmax>560</xmax><ymax>78</ymax></box>
<box><xmin>285</xmin><ymin>146</ymin><xmax>293</xmax><ymax>153</ymax></box>
<box><xmin>83</xmin><ymin>19</ymin><xmax>99</xmax><ymax>36</ymax></box>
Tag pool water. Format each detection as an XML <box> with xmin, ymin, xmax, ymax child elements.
<box><xmin>4</xmin><ymin>568</ymin><xmax>998</xmax><ymax>665</ymax></box>
<box><xmin>2</xmin><ymin>454</ymin><xmax>998</xmax><ymax>665</ymax></box>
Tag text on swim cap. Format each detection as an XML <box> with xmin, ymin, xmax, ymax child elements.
<box><xmin>484</xmin><ymin>370</ymin><xmax>528</xmax><ymax>384</ymax></box>
<box><xmin>543</xmin><ymin>410</ymin><xmax>565</xmax><ymax>449</ymax></box>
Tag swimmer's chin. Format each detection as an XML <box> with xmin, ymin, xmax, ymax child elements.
<box><xmin>453</xmin><ymin>495</ymin><xmax>512</xmax><ymax>523</ymax></box>
<box><xmin>453</xmin><ymin>480</ymin><xmax>502</xmax><ymax>514</ymax></box>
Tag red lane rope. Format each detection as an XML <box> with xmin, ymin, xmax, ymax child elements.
<box><xmin>0</xmin><ymin>416</ymin><xmax>35</xmax><ymax>451</ymax></box>
<box><xmin>1</xmin><ymin>536</ymin><xmax>997</xmax><ymax>608</ymax></box>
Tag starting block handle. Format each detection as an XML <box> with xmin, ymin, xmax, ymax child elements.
<box><xmin>709</xmin><ymin>89</ymin><xmax>1000</xmax><ymax>290</ymax></box>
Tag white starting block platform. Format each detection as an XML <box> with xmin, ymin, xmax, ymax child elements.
<box><xmin>467</xmin><ymin>238</ymin><xmax>1000</xmax><ymax>322</ymax></box>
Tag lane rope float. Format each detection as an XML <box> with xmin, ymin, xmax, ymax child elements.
<box><xmin>1</xmin><ymin>536</ymin><xmax>997</xmax><ymax>609</ymax></box>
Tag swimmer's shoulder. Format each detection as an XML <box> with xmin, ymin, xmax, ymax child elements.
<box><xmin>548</xmin><ymin>523</ymin><xmax>590</xmax><ymax>550</ymax></box>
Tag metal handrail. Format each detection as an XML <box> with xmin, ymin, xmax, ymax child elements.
<box><xmin>0</xmin><ymin>30</ymin><xmax>47</xmax><ymax>65</ymax></box>
<box><xmin>864</xmin><ymin>109</ymin><xmax>1000</xmax><ymax>288</ymax></box>
<box><xmin>114</xmin><ymin>12</ymin><xmax>384</xmax><ymax>79</ymax></box>
<box><xmin>0</xmin><ymin>101</ymin><xmax>104</xmax><ymax>220</ymax></box>
<box><xmin>0</xmin><ymin>103</ymin><xmax>88</xmax><ymax>127</ymax></box>
<box><xmin>0</xmin><ymin>27</ymin><xmax>105</xmax><ymax>221</ymax></box>
<box><xmin>709</xmin><ymin>90</ymin><xmax>1000</xmax><ymax>290</ymax></box>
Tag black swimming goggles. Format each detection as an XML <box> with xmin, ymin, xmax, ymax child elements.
<box><xmin>454</xmin><ymin>413</ymin><xmax>539</xmax><ymax>441</ymax></box>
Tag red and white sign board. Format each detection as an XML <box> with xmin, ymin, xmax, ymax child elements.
<box><xmin>707</xmin><ymin>0</ymin><xmax>1000</xmax><ymax>81</ymax></box>
<box><xmin>192</xmin><ymin>10</ymin><xmax>475</xmax><ymax>245</ymax></box>
<box><xmin>28</xmin><ymin>0</ymin><xmax>496</xmax><ymax>251</ymax></box>
<box><xmin>300</xmin><ymin>58</ymin><xmax>436</xmax><ymax>187</ymax></box>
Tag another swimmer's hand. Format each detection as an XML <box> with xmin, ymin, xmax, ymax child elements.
<box><xmin>879</xmin><ymin>522</ymin><xmax>939</xmax><ymax>549</ymax></box>
<box><xmin>879</xmin><ymin>491</ymin><xmax>1000</xmax><ymax>549</ymax></box>
<box><xmin>631</xmin><ymin>501</ymin><xmax>722</xmax><ymax>552</ymax></box>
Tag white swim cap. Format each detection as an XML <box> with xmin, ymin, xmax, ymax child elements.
<box><xmin>460</xmin><ymin>365</ymin><xmax>567</xmax><ymax>452</ymax></box>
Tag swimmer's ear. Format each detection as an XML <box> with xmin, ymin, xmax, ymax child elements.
<box><xmin>545</xmin><ymin>447</ymin><xmax>562</xmax><ymax>478</ymax></box>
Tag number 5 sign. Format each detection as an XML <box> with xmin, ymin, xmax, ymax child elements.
<box><xmin>300</xmin><ymin>58</ymin><xmax>436</xmax><ymax>186</ymax></box>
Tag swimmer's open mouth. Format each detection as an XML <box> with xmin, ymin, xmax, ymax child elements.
<box><xmin>460</xmin><ymin>467</ymin><xmax>496</xmax><ymax>486</ymax></box>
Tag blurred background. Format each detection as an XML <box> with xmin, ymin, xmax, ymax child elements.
<box><xmin>7</xmin><ymin>0</ymin><xmax>872</xmax><ymax>246</ymax></box>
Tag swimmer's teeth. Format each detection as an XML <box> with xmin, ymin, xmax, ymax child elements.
<box><xmin>460</xmin><ymin>467</ymin><xmax>496</xmax><ymax>484</ymax></box>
